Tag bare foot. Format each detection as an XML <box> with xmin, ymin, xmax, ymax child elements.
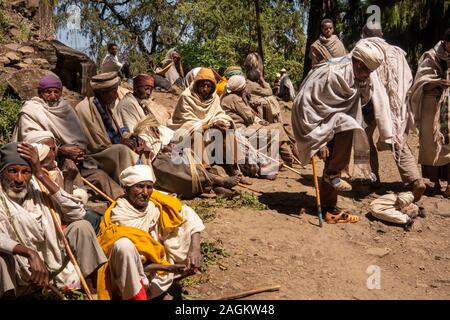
<box><xmin>213</xmin><ymin>175</ymin><xmax>239</xmax><ymax>189</ymax></box>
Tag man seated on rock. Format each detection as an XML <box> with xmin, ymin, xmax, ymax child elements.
<box><xmin>0</xmin><ymin>142</ymin><xmax>107</xmax><ymax>299</ymax></box>
<box><xmin>117</xmin><ymin>74</ymin><xmax>239</xmax><ymax>197</ymax></box>
<box><xmin>75</xmin><ymin>71</ymin><xmax>141</xmax><ymax>183</ymax></box>
<box><xmin>96</xmin><ymin>164</ymin><xmax>204</xmax><ymax>300</ymax></box>
<box><xmin>292</xmin><ymin>39</ymin><xmax>385</xmax><ymax>224</ymax></box>
<box><xmin>13</xmin><ymin>74</ymin><xmax>123</xmax><ymax>200</ymax></box>
<box><xmin>278</xmin><ymin>68</ymin><xmax>296</xmax><ymax>102</ymax></box>
<box><xmin>170</xmin><ymin>67</ymin><xmax>251</xmax><ymax>186</ymax></box>
<box><xmin>221</xmin><ymin>75</ymin><xmax>295</xmax><ymax>179</ymax></box>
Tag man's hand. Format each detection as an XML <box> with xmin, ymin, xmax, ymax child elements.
<box><xmin>13</xmin><ymin>245</ymin><xmax>49</xmax><ymax>287</ymax></box>
<box><xmin>185</xmin><ymin>232</ymin><xmax>202</xmax><ymax>271</ymax></box>
<box><xmin>121</xmin><ymin>137</ymin><xmax>138</xmax><ymax>151</ymax></box>
<box><xmin>212</xmin><ymin>120</ymin><xmax>230</xmax><ymax>132</ymax></box>
<box><xmin>62</xmin><ymin>158</ymin><xmax>79</xmax><ymax>181</ymax></box>
<box><xmin>17</xmin><ymin>143</ymin><xmax>42</xmax><ymax>175</ymax></box>
<box><xmin>318</xmin><ymin>146</ymin><xmax>330</xmax><ymax>159</ymax></box>
<box><xmin>58</xmin><ymin>144</ymin><xmax>86</xmax><ymax>163</ymax></box>
<box><xmin>438</xmin><ymin>79</ymin><xmax>450</xmax><ymax>88</ymax></box>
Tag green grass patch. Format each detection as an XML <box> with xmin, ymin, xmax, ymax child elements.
<box><xmin>185</xmin><ymin>192</ymin><xmax>267</xmax><ymax>222</ymax></box>
<box><xmin>0</xmin><ymin>96</ymin><xmax>22</xmax><ymax>144</ymax></box>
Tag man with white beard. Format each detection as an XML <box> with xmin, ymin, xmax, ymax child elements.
<box><xmin>0</xmin><ymin>142</ymin><xmax>106</xmax><ymax>298</ymax></box>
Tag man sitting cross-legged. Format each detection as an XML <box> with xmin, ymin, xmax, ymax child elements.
<box><xmin>96</xmin><ymin>164</ymin><xmax>204</xmax><ymax>300</ymax></box>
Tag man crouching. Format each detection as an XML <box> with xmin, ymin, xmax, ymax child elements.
<box><xmin>0</xmin><ymin>142</ymin><xmax>107</xmax><ymax>299</ymax></box>
<box><xmin>96</xmin><ymin>164</ymin><xmax>204</xmax><ymax>300</ymax></box>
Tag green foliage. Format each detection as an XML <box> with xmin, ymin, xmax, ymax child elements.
<box><xmin>199</xmin><ymin>239</ymin><xmax>229</xmax><ymax>273</ymax></box>
<box><xmin>185</xmin><ymin>192</ymin><xmax>267</xmax><ymax>223</ymax></box>
<box><xmin>56</xmin><ymin>0</ymin><xmax>306</xmax><ymax>85</ymax></box>
<box><xmin>0</xmin><ymin>97</ymin><xmax>22</xmax><ymax>144</ymax></box>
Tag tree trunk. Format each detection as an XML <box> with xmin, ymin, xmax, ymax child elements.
<box><xmin>255</xmin><ymin>0</ymin><xmax>264</xmax><ymax>65</ymax></box>
<box><xmin>39</xmin><ymin>0</ymin><xmax>55</xmax><ymax>41</ymax></box>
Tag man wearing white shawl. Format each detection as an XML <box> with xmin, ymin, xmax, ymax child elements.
<box><xmin>361</xmin><ymin>24</ymin><xmax>425</xmax><ymax>202</ymax></box>
<box><xmin>97</xmin><ymin>165</ymin><xmax>204</xmax><ymax>300</ymax></box>
<box><xmin>12</xmin><ymin>74</ymin><xmax>124</xmax><ymax>200</ymax></box>
<box><xmin>292</xmin><ymin>39</ymin><xmax>384</xmax><ymax>222</ymax></box>
<box><xmin>0</xmin><ymin>142</ymin><xmax>106</xmax><ymax>298</ymax></box>
<box><xmin>410</xmin><ymin>29</ymin><xmax>450</xmax><ymax>197</ymax></box>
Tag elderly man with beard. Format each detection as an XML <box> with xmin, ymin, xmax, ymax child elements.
<box><xmin>117</xmin><ymin>74</ymin><xmax>239</xmax><ymax>198</ymax></box>
<box><xmin>13</xmin><ymin>74</ymin><xmax>124</xmax><ymax>200</ymax></box>
<box><xmin>75</xmin><ymin>72</ymin><xmax>140</xmax><ymax>183</ymax></box>
<box><xmin>292</xmin><ymin>39</ymin><xmax>385</xmax><ymax>224</ymax></box>
<box><xmin>96</xmin><ymin>164</ymin><xmax>204</xmax><ymax>300</ymax></box>
<box><xmin>171</xmin><ymin>67</ymin><xmax>251</xmax><ymax>185</ymax></box>
<box><xmin>0</xmin><ymin>142</ymin><xmax>106</xmax><ymax>299</ymax></box>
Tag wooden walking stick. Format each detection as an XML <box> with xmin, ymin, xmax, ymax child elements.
<box><xmin>80</xmin><ymin>177</ymin><xmax>114</xmax><ymax>203</ymax></box>
<box><xmin>311</xmin><ymin>156</ymin><xmax>324</xmax><ymax>227</ymax></box>
<box><xmin>36</xmin><ymin>179</ymin><xmax>95</xmax><ymax>300</ymax></box>
<box><xmin>211</xmin><ymin>285</ymin><xmax>281</xmax><ymax>300</ymax></box>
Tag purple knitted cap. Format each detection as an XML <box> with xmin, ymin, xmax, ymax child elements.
<box><xmin>38</xmin><ymin>75</ymin><xmax>62</xmax><ymax>91</ymax></box>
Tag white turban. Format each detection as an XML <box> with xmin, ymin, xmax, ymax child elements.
<box><xmin>225</xmin><ymin>75</ymin><xmax>246</xmax><ymax>93</ymax></box>
<box><xmin>119</xmin><ymin>164</ymin><xmax>156</xmax><ymax>187</ymax></box>
<box><xmin>31</xmin><ymin>143</ymin><xmax>50</xmax><ymax>161</ymax></box>
<box><xmin>25</xmin><ymin>130</ymin><xmax>55</xmax><ymax>144</ymax></box>
<box><xmin>351</xmin><ymin>39</ymin><xmax>385</xmax><ymax>72</ymax></box>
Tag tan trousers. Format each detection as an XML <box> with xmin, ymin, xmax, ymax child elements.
<box><xmin>0</xmin><ymin>220</ymin><xmax>107</xmax><ymax>298</ymax></box>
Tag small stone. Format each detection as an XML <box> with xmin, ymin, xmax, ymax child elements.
<box><xmin>23</xmin><ymin>58</ymin><xmax>33</xmax><ymax>64</ymax></box>
<box><xmin>9</xmin><ymin>27</ymin><xmax>22</xmax><ymax>38</ymax></box>
<box><xmin>3</xmin><ymin>43</ymin><xmax>21</xmax><ymax>51</ymax></box>
<box><xmin>373</xmin><ymin>236</ymin><xmax>381</xmax><ymax>242</ymax></box>
<box><xmin>5</xmin><ymin>51</ymin><xmax>21</xmax><ymax>63</ymax></box>
<box><xmin>14</xmin><ymin>62</ymin><xmax>32</xmax><ymax>69</ymax></box>
<box><xmin>18</xmin><ymin>46</ymin><xmax>34</xmax><ymax>54</ymax></box>
<box><xmin>419</xmin><ymin>266</ymin><xmax>425</xmax><ymax>271</ymax></box>
<box><xmin>0</xmin><ymin>56</ymin><xmax>10</xmax><ymax>65</ymax></box>
<box><xmin>366</xmin><ymin>247</ymin><xmax>391</xmax><ymax>257</ymax></box>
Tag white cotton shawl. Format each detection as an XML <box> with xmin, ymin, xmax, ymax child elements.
<box><xmin>12</xmin><ymin>97</ymin><xmax>88</xmax><ymax>147</ymax></box>
<box><xmin>292</xmin><ymin>55</ymin><xmax>372</xmax><ymax>178</ymax></box>
<box><xmin>0</xmin><ymin>181</ymin><xmax>81</xmax><ymax>288</ymax></box>
<box><xmin>170</xmin><ymin>84</ymin><xmax>233</xmax><ymax>135</ymax></box>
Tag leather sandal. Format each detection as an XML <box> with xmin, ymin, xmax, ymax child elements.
<box><xmin>325</xmin><ymin>211</ymin><xmax>359</xmax><ymax>224</ymax></box>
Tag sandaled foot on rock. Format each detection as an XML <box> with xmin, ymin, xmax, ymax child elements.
<box><xmin>323</xmin><ymin>173</ymin><xmax>352</xmax><ymax>192</ymax></box>
<box><xmin>213</xmin><ymin>175</ymin><xmax>239</xmax><ymax>189</ymax></box>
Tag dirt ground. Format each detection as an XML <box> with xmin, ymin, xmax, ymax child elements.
<box><xmin>150</xmin><ymin>93</ymin><xmax>450</xmax><ymax>301</ymax></box>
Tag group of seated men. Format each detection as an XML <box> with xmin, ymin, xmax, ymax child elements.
<box><xmin>0</xmin><ymin>46</ymin><xmax>301</xmax><ymax>299</ymax></box>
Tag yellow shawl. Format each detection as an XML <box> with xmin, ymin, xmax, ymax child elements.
<box><xmin>96</xmin><ymin>190</ymin><xmax>184</xmax><ymax>300</ymax></box>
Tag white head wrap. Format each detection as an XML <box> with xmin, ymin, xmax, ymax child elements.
<box><xmin>25</xmin><ymin>130</ymin><xmax>55</xmax><ymax>144</ymax></box>
<box><xmin>225</xmin><ymin>75</ymin><xmax>246</xmax><ymax>93</ymax></box>
<box><xmin>351</xmin><ymin>39</ymin><xmax>385</xmax><ymax>72</ymax></box>
<box><xmin>31</xmin><ymin>143</ymin><xmax>50</xmax><ymax>161</ymax></box>
<box><xmin>119</xmin><ymin>164</ymin><xmax>156</xmax><ymax>187</ymax></box>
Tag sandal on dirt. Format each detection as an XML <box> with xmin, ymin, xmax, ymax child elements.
<box><xmin>323</xmin><ymin>174</ymin><xmax>352</xmax><ymax>192</ymax></box>
<box><xmin>325</xmin><ymin>211</ymin><xmax>359</xmax><ymax>224</ymax></box>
